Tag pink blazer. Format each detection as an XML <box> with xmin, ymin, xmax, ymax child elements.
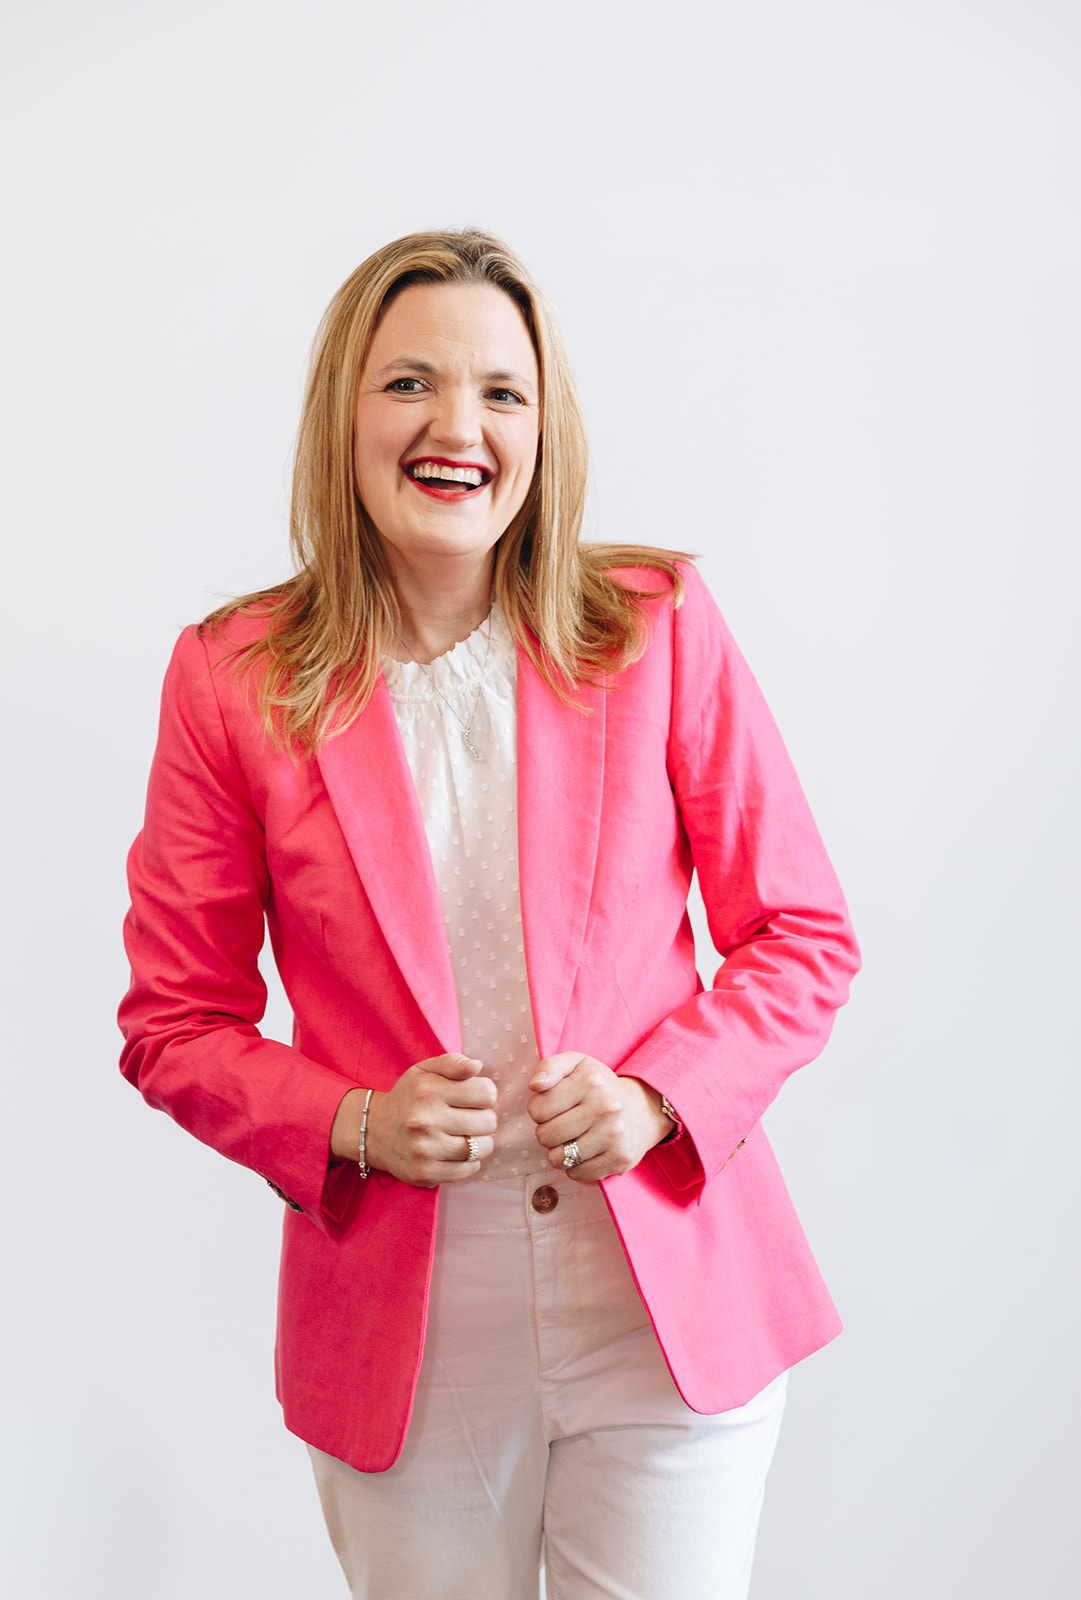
<box><xmin>120</xmin><ymin>565</ymin><xmax>859</xmax><ymax>1472</ymax></box>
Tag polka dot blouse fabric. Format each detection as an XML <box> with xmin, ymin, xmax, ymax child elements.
<box><xmin>382</xmin><ymin>604</ymin><xmax>549</xmax><ymax>1179</ymax></box>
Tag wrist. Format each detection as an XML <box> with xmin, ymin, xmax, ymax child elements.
<box><xmin>330</xmin><ymin>1086</ymin><xmax>378</xmax><ymax>1163</ymax></box>
<box><xmin>657</xmin><ymin>1094</ymin><xmax>683</xmax><ymax>1144</ymax></box>
<box><xmin>625</xmin><ymin>1077</ymin><xmax>678</xmax><ymax>1150</ymax></box>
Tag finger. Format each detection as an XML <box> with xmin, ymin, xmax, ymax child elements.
<box><xmin>442</xmin><ymin>1076</ymin><xmax>498</xmax><ymax>1111</ymax></box>
<box><xmin>528</xmin><ymin>1071</ymin><xmax>623</xmax><ymax>1128</ymax></box>
<box><xmin>527</xmin><ymin>1081</ymin><xmax>583</xmax><ymax>1125</ymax></box>
<box><xmin>528</xmin><ymin>1051</ymin><xmax>588</xmax><ymax>1093</ymax></box>
<box><xmin>561</xmin><ymin>1155</ymin><xmax>609</xmax><ymax>1183</ymax></box>
<box><xmin>546</xmin><ymin>1138</ymin><xmax>598</xmax><ymax>1177</ymax></box>
<box><xmin>418</xmin><ymin>1053</ymin><xmax>485</xmax><ymax>1081</ymax></box>
<box><xmin>444</xmin><ymin>1106</ymin><xmax>498</xmax><ymax>1138</ymax></box>
<box><xmin>411</xmin><ymin>1062</ymin><xmax>497</xmax><ymax>1110</ymax></box>
<box><xmin>532</xmin><ymin>1108</ymin><xmax>590</xmax><ymax>1150</ymax></box>
<box><xmin>550</xmin><ymin>1142</ymin><xmax>617</xmax><ymax>1182</ymax></box>
<box><xmin>441</xmin><ymin>1133</ymin><xmax>496</xmax><ymax>1175</ymax></box>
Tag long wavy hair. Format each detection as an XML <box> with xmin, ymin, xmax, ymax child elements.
<box><xmin>204</xmin><ymin>228</ymin><xmax>691</xmax><ymax>748</ymax></box>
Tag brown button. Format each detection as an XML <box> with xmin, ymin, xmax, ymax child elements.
<box><xmin>531</xmin><ymin>1185</ymin><xmax>559</xmax><ymax>1214</ymax></box>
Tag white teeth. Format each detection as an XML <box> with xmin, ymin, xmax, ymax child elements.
<box><xmin>411</xmin><ymin>462</ymin><xmax>484</xmax><ymax>487</ymax></box>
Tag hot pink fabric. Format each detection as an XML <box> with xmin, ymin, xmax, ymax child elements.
<box><xmin>120</xmin><ymin>565</ymin><xmax>860</xmax><ymax>1472</ymax></box>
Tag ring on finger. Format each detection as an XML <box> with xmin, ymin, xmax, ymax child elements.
<box><xmin>464</xmin><ymin>1135</ymin><xmax>481</xmax><ymax>1163</ymax></box>
<box><xmin>562</xmin><ymin>1140</ymin><xmax>582</xmax><ymax>1169</ymax></box>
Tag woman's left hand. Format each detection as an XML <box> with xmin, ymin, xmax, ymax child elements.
<box><xmin>526</xmin><ymin>1053</ymin><xmax>673</xmax><ymax>1182</ymax></box>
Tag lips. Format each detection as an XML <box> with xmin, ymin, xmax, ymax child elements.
<box><xmin>403</xmin><ymin>456</ymin><xmax>493</xmax><ymax>499</ymax></box>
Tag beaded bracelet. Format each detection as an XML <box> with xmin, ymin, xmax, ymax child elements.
<box><xmin>357</xmin><ymin>1087</ymin><xmax>374</xmax><ymax>1178</ymax></box>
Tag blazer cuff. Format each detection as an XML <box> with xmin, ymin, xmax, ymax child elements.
<box><xmin>648</xmin><ymin>1127</ymin><xmax>706</xmax><ymax>1192</ymax></box>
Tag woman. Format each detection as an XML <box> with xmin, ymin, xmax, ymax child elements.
<box><xmin>120</xmin><ymin>228</ymin><xmax>859</xmax><ymax>1599</ymax></box>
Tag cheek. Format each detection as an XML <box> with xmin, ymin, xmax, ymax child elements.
<box><xmin>354</xmin><ymin>431</ymin><xmax>399</xmax><ymax>507</ymax></box>
<box><xmin>354</xmin><ymin>403</ymin><xmax>404</xmax><ymax>485</ymax></box>
<box><xmin>505</xmin><ymin>427</ymin><xmax>540</xmax><ymax>491</ymax></box>
<box><xmin>353</xmin><ymin>451</ymin><xmax>374</xmax><ymax>511</ymax></box>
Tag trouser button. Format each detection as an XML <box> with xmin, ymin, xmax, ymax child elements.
<box><xmin>531</xmin><ymin>1185</ymin><xmax>559</xmax><ymax>1213</ymax></box>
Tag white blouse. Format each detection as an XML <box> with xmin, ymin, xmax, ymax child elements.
<box><xmin>381</xmin><ymin>604</ymin><xmax>550</xmax><ymax>1179</ymax></box>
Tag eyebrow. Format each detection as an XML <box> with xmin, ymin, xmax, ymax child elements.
<box><xmin>484</xmin><ymin>369</ymin><xmax>535</xmax><ymax>388</ymax></box>
<box><xmin>371</xmin><ymin>359</ymin><xmax>438</xmax><ymax>379</ymax></box>
<box><xmin>371</xmin><ymin>357</ymin><xmax>537</xmax><ymax>391</ymax></box>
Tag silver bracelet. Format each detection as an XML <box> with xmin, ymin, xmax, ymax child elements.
<box><xmin>357</xmin><ymin>1088</ymin><xmax>374</xmax><ymax>1178</ymax></box>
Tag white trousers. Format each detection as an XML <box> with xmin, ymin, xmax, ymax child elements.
<box><xmin>309</xmin><ymin>1172</ymin><xmax>787</xmax><ymax>1600</ymax></box>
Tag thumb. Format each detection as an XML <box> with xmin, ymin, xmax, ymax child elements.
<box><xmin>529</xmin><ymin>1052</ymin><xmax>583</xmax><ymax>1092</ymax></box>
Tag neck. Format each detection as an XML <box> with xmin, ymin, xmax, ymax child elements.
<box><xmin>388</xmin><ymin>557</ymin><xmax>495</xmax><ymax>665</ymax></box>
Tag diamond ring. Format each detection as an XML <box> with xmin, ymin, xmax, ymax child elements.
<box><xmin>465</xmin><ymin>1136</ymin><xmax>481</xmax><ymax>1162</ymax></box>
<box><xmin>562</xmin><ymin>1141</ymin><xmax>582</xmax><ymax>1169</ymax></box>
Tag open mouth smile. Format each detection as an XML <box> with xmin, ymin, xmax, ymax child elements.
<box><xmin>403</xmin><ymin>457</ymin><xmax>493</xmax><ymax>500</ymax></box>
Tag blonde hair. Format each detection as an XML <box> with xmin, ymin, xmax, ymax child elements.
<box><xmin>204</xmin><ymin>228</ymin><xmax>691</xmax><ymax>747</ymax></box>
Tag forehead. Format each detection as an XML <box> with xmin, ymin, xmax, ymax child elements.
<box><xmin>365</xmin><ymin>282</ymin><xmax>538</xmax><ymax>376</ymax></box>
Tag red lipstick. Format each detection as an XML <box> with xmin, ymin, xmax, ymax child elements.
<box><xmin>402</xmin><ymin>456</ymin><xmax>492</xmax><ymax>501</ymax></box>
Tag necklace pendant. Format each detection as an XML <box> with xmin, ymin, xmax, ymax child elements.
<box><xmin>461</xmin><ymin>729</ymin><xmax>483</xmax><ymax>762</ymax></box>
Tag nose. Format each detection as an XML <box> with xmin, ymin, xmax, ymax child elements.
<box><xmin>427</xmin><ymin>386</ymin><xmax>483</xmax><ymax>451</ymax></box>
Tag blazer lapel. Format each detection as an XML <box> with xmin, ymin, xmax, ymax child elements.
<box><xmin>517</xmin><ymin>651</ymin><xmax>606</xmax><ymax>1056</ymax></box>
<box><xmin>316</xmin><ymin>677</ymin><xmax>461</xmax><ymax>1052</ymax></box>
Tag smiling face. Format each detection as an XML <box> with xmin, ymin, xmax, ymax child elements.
<box><xmin>353</xmin><ymin>282</ymin><xmax>540</xmax><ymax>595</ymax></box>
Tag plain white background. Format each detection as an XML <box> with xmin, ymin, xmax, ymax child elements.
<box><xmin>2</xmin><ymin>1</ymin><xmax>1078</xmax><ymax>1595</ymax></box>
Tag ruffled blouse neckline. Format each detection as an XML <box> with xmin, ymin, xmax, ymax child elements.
<box><xmin>381</xmin><ymin>602</ymin><xmax>514</xmax><ymax>701</ymax></box>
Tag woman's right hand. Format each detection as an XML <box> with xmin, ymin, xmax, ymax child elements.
<box><xmin>330</xmin><ymin>1055</ymin><xmax>497</xmax><ymax>1187</ymax></box>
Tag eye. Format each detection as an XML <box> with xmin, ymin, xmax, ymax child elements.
<box><xmin>385</xmin><ymin>377</ymin><xmax>427</xmax><ymax>394</ymax></box>
<box><xmin>486</xmin><ymin>387</ymin><xmax>525</xmax><ymax>406</ymax></box>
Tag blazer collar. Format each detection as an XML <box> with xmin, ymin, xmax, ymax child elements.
<box><xmin>516</xmin><ymin>650</ymin><xmax>606</xmax><ymax>1056</ymax></box>
<box><xmin>315</xmin><ymin>676</ymin><xmax>461</xmax><ymax>1052</ymax></box>
<box><xmin>315</xmin><ymin>651</ymin><xmax>606</xmax><ymax>1060</ymax></box>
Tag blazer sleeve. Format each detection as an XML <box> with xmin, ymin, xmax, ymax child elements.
<box><xmin>618</xmin><ymin>566</ymin><xmax>861</xmax><ymax>1193</ymax></box>
<box><xmin>119</xmin><ymin>626</ymin><xmax>359</xmax><ymax>1234</ymax></box>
